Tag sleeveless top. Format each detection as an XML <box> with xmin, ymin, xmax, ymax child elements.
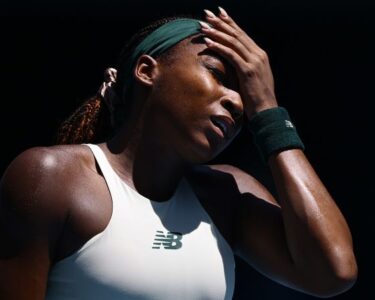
<box><xmin>45</xmin><ymin>143</ymin><xmax>236</xmax><ymax>300</ymax></box>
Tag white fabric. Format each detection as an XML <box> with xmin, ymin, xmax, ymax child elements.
<box><xmin>45</xmin><ymin>144</ymin><xmax>235</xmax><ymax>300</ymax></box>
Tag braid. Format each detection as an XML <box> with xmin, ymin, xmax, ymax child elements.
<box><xmin>56</xmin><ymin>14</ymin><xmax>197</xmax><ymax>145</ymax></box>
<box><xmin>56</xmin><ymin>95</ymin><xmax>111</xmax><ymax>144</ymax></box>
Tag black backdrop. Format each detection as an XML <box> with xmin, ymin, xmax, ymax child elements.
<box><xmin>1</xmin><ymin>0</ymin><xmax>373</xmax><ymax>299</ymax></box>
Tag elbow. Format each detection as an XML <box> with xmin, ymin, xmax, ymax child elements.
<box><xmin>309</xmin><ymin>258</ymin><xmax>358</xmax><ymax>298</ymax></box>
<box><xmin>296</xmin><ymin>248</ymin><xmax>358</xmax><ymax>298</ymax></box>
<box><xmin>315</xmin><ymin>272</ymin><xmax>357</xmax><ymax>298</ymax></box>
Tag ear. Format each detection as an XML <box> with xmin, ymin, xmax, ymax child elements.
<box><xmin>133</xmin><ymin>54</ymin><xmax>159</xmax><ymax>87</ymax></box>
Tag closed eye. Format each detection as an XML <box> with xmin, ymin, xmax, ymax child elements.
<box><xmin>207</xmin><ymin>65</ymin><xmax>226</xmax><ymax>85</ymax></box>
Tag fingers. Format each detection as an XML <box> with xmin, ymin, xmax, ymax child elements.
<box><xmin>203</xmin><ymin>8</ymin><xmax>263</xmax><ymax>56</ymax></box>
<box><xmin>200</xmin><ymin>8</ymin><xmax>268</xmax><ymax>71</ymax></box>
<box><xmin>202</xmin><ymin>36</ymin><xmax>246</xmax><ymax>75</ymax></box>
<box><xmin>217</xmin><ymin>7</ymin><xmax>249</xmax><ymax>37</ymax></box>
<box><xmin>199</xmin><ymin>21</ymin><xmax>251</xmax><ymax>62</ymax></box>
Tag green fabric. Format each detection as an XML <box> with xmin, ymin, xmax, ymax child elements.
<box><xmin>122</xmin><ymin>18</ymin><xmax>202</xmax><ymax>90</ymax></box>
<box><xmin>247</xmin><ymin>107</ymin><xmax>305</xmax><ymax>162</ymax></box>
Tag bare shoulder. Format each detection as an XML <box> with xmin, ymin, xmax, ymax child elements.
<box><xmin>0</xmin><ymin>144</ymin><xmax>95</xmax><ymax>228</ymax></box>
<box><xmin>0</xmin><ymin>144</ymin><xmax>99</xmax><ymax>298</ymax></box>
<box><xmin>204</xmin><ymin>164</ymin><xmax>277</xmax><ymax>206</ymax></box>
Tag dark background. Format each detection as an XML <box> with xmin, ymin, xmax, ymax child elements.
<box><xmin>1</xmin><ymin>0</ymin><xmax>373</xmax><ymax>299</ymax></box>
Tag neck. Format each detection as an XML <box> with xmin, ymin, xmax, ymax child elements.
<box><xmin>102</xmin><ymin>110</ymin><xmax>192</xmax><ymax>202</ymax></box>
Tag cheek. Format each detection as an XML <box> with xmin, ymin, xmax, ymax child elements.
<box><xmin>152</xmin><ymin>63</ymin><xmax>218</xmax><ymax>124</ymax></box>
<box><xmin>170</xmin><ymin>69</ymin><xmax>217</xmax><ymax>105</ymax></box>
<box><xmin>193</xmin><ymin>73</ymin><xmax>216</xmax><ymax>95</ymax></box>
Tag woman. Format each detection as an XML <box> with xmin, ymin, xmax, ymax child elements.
<box><xmin>0</xmin><ymin>7</ymin><xmax>357</xmax><ymax>300</ymax></box>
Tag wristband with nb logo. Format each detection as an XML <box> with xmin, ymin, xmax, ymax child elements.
<box><xmin>247</xmin><ymin>107</ymin><xmax>305</xmax><ymax>162</ymax></box>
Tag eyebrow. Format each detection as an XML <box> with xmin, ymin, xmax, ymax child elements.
<box><xmin>201</xmin><ymin>50</ymin><xmax>226</xmax><ymax>66</ymax></box>
<box><xmin>190</xmin><ymin>34</ymin><xmax>227</xmax><ymax>65</ymax></box>
<box><xmin>191</xmin><ymin>35</ymin><xmax>239</xmax><ymax>88</ymax></box>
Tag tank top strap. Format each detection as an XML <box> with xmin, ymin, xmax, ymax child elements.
<box><xmin>83</xmin><ymin>143</ymin><xmax>123</xmax><ymax>207</ymax></box>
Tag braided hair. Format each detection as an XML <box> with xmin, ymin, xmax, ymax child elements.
<box><xmin>56</xmin><ymin>15</ymin><xmax>196</xmax><ymax>144</ymax></box>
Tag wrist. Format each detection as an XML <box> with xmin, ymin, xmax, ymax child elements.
<box><xmin>245</xmin><ymin>100</ymin><xmax>278</xmax><ymax>119</ymax></box>
<box><xmin>247</xmin><ymin>107</ymin><xmax>305</xmax><ymax>162</ymax></box>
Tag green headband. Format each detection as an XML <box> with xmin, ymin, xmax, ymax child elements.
<box><xmin>121</xmin><ymin>18</ymin><xmax>202</xmax><ymax>95</ymax></box>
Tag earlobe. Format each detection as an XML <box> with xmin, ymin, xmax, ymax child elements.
<box><xmin>134</xmin><ymin>55</ymin><xmax>159</xmax><ymax>87</ymax></box>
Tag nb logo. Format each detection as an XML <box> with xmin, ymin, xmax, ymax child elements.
<box><xmin>285</xmin><ymin>120</ymin><xmax>294</xmax><ymax>128</ymax></box>
<box><xmin>152</xmin><ymin>230</ymin><xmax>183</xmax><ymax>249</ymax></box>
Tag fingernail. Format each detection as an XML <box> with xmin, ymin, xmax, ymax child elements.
<box><xmin>199</xmin><ymin>21</ymin><xmax>211</xmax><ymax>29</ymax></box>
<box><xmin>204</xmin><ymin>9</ymin><xmax>216</xmax><ymax>18</ymax></box>
<box><xmin>204</xmin><ymin>37</ymin><xmax>214</xmax><ymax>45</ymax></box>
<box><xmin>218</xmin><ymin>6</ymin><xmax>228</xmax><ymax>17</ymax></box>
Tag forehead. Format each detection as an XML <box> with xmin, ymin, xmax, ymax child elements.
<box><xmin>169</xmin><ymin>34</ymin><xmax>239</xmax><ymax>89</ymax></box>
<box><xmin>163</xmin><ymin>34</ymin><xmax>205</xmax><ymax>61</ymax></box>
<box><xmin>173</xmin><ymin>34</ymin><xmax>228</xmax><ymax>66</ymax></box>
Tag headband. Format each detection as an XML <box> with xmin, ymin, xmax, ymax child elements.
<box><xmin>121</xmin><ymin>18</ymin><xmax>202</xmax><ymax>95</ymax></box>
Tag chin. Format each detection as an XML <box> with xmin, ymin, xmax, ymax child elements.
<box><xmin>186</xmin><ymin>135</ymin><xmax>227</xmax><ymax>164</ymax></box>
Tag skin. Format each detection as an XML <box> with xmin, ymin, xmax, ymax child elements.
<box><xmin>0</xmin><ymin>8</ymin><xmax>357</xmax><ymax>300</ymax></box>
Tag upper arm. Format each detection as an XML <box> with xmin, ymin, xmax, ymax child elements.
<box><xmin>210</xmin><ymin>164</ymin><xmax>301</xmax><ymax>289</ymax></box>
<box><xmin>0</xmin><ymin>148</ymin><xmax>66</xmax><ymax>300</ymax></box>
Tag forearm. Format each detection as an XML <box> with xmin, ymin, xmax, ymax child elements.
<box><xmin>268</xmin><ymin>149</ymin><xmax>357</xmax><ymax>286</ymax></box>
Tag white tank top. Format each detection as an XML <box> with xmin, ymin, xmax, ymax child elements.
<box><xmin>45</xmin><ymin>144</ymin><xmax>235</xmax><ymax>300</ymax></box>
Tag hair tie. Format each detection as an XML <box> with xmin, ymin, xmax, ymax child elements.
<box><xmin>97</xmin><ymin>67</ymin><xmax>121</xmax><ymax>128</ymax></box>
<box><xmin>97</xmin><ymin>67</ymin><xmax>120</xmax><ymax>108</ymax></box>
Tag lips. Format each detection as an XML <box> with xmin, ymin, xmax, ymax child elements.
<box><xmin>210</xmin><ymin>115</ymin><xmax>235</xmax><ymax>139</ymax></box>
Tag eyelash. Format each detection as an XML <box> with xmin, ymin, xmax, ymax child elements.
<box><xmin>207</xmin><ymin>66</ymin><xmax>226</xmax><ymax>84</ymax></box>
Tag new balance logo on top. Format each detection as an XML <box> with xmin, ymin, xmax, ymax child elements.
<box><xmin>152</xmin><ymin>230</ymin><xmax>183</xmax><ymax>249</ymax></box>
<box><xmin>285</xmin><ymin>120</ymin><xmax>294</xmax><ymax>128</ymax></box>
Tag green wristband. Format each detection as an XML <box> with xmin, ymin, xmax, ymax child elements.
<box><xmin>247</xmin><ymin>107</ymin><xmax>305</xmax><ymax>161</ymax></box>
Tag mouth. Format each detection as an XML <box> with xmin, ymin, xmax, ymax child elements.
<box><xmin>210</xmin><ymin>115</ymin><xmax>235</xmax><ymax>140</ymax></box>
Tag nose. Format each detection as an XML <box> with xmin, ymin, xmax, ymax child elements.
<box><xmin>220</xmin><ymin>92</ymin><xmax>243</xmax><ymax>122</ymax></box>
